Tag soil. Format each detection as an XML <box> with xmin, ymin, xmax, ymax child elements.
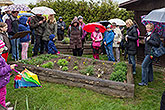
<box><xmin>42</xmin><ymin>55</ymin><xmax>114</xmax><ymax>80</ymax></box>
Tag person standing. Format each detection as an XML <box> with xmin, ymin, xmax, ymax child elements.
<box><xmin>57</xmin><ymin>16</ymin><xmax>66</xmax><ymax>41</ymax></box>
<box><xmin>42</xmin><ymin>14</ymin><xmax>57</xmax><ymax>53</ymax></box>
<box><xmin>91</xmin><ymin>27</ymin><xmax>103</xmax><ymax>59</ymax></box>
<box><xmin>103</xmin><ymin>25</ymin><xmax>115</xmax><ymax>61</ymax></box>
<box><xmin>138</xmin><ymin>23</ymin><xmax>161</xmax><ymax>86</ymax></box>
<box><xmin>5</xmin><ymin>11</ymin><xmax>19</xmax><ymax>61</ymax></box>
<box><xmin>125</xmin><ymin>19</ymin><xmax>138</xmax><ymax>75</ymax></box>
<box><xmin>68</xmin><ymin>17</ymin><xmax>82</xmax><ymax>56</ymax></box>
<box><xmin>2</xmin><ymin>10</ymin><xmax>11</xmax><ymax>23</ymax></box>
<box><xmin>78</xmin><ymin>15</ymin><xmax>86</xmax><ymax>56</ymax></box>
<box><xmin>112</xmin><ymin>22</ymin><xmax>122</xmax><ymax>62</ymax></box>
<box><xmin>30</xmin><ymin>14</ymin><xmax>46</xmax><ymax>56</ymax></box>
<box><xmin>18</xmin><ymin>16</ymin><xmax>31</xmax><ymax>60</ymax></box>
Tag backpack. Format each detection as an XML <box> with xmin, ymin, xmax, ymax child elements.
<box><xmin>151</xmin><ymin>42</ymin><xmax>165</xmax><ymax>57</ymax></box>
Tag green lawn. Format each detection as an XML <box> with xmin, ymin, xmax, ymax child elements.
<box><xmin>6</xmin><ymin>54</ymin><xmax>165</xmax><ymax>110</ymax></box>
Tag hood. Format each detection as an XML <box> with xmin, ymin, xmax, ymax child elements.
<box><xmin>49</xmin><ymin>34</ymin><xmax>55</xmax><ymax>40</ymax></box>
<box><xmin>71</xmin><ymin>16</ymin><xmax>79</xmax><ymax>25</ymax></box>
<box><xmin>19</xmin><ymin>16</ymin><xmax>28</xmax><ymax>25</ymax></box>
<box><xmin>58</xmin><ymin>16</ymin><xmax>63</xmax><ymax>21</ymax></box>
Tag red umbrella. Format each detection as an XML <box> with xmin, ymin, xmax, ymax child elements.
<box><xmin>83</xmin><ymin>23</ymin><xmax>107</xmax><ymax>33</ymax></box>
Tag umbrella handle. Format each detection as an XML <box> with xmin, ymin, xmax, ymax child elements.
<box><xmin>13</xmin><ymin>68</ymin><xmax>22</xmax><ymax>75</ymax></box>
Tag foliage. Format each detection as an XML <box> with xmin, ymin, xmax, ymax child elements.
<box><xmin>62</xmin><ymin>66</ymin><xmax>69</xmax><ymax>71</ymax></box>
<box><xmin>29</xmin><ymin>0</ymin><xmax>134</xmax><ymax>37</ymax></box>
<box><xmin>110</xmin><ymin>62</ymin><xmax>127</xmax><ymax>82</ymax></box>
<box><xmin>73</xmin><ymin>66</ymin><xmax>78</xmax><ymax>70</ymax></box>
<box><xmin>57</xmin><ymin>59</ymin><xmax>69</xmax><ymax>67</ymax></box>
<box><xmin>80</xmin><ymin>65</ymin><xmax>94</xmax><ymax>76</ymax></box>
<box><xmin>62</xmin><ymin>37</ymin><xmax>70</xmax><ymax>44</ymax></box>
<box><xmin>74</xmin><ymin>61</ymin><xmax>78</xmax><ymax>66</ymax></box>
<box><xmin>41</xmin><ymin>61</ymin><xmax>54</xmax><ymax>69</ymax></box>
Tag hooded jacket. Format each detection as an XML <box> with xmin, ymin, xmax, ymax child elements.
<box><xmin>48</xmin><ymin>34</ymin><xmax>58</xmax><ymax>54</ymax></box>
<box><xmin>68</xmin><ymin>17</ymin><xmax>82</xmax><ymax>49</ymax></box>
<box><xmin>103</xmin><ymin>30</ymin><xmax>115</xmax><ymax>47</ymax></box>
<box><xmin>57</xmin><ymin>17</ymin><xmax>66</xmax><ymax>35</ymax></box>
<box><xmin>0</xmin><ymin>55</ymin><xmax>12</xmax><ymax>88</ymax></box>
<box><xmin>18</xmin><ymin>16</ymin><xmax>31</xmax><ymax>42</ymax></box>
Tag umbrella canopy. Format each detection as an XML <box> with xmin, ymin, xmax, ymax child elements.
<box><xmin>6</xmin><ymin>4</ymin><xmax>31</xmax><ymax>11</ymax></box>
<box><xmin>14</xmin><ymin>68</ymin><xmax>42</xmax><ymax>88</ymax></box>
<box><xmin>99</xmin><ymin>20</ymin><xmax>110</xmax><ymax>26</ymax></box>
<box><xmin>31</xmin><ymin>6</ymin><xmax>56</xmax><ymax>15</ymax></box>
<box><xmin>83</xmin><ymin>23</ymin><xmax>107</xmax><ymax>33</ymax></box>
<box><xmin>18</xmin><ymin>12</ymin><xmax>34</xmax><ymax>17</ymax></box>
<box><xmin>109</xmin><ymin>18</ymin><xmax>126</xmax><ymax>26</ymax></box>
<box><xmin>143</xmin><ymin>8</ymin><xmax>165</xmax><ymax>23</ymax></box>
<box><xmin>1</xmin><ymin>6</ymin><xmax>8</xmax><ymax>12</ymax></box>
<box><xmin>0</xmin><ymin>0</ymin><xmax>13</xmax><ymax>6</ymax></box>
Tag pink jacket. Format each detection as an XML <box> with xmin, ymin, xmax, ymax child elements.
<box><xmin>91</xmin><ymin>31</ymin><xmax>103</xmax><ymax>47</ymax></box>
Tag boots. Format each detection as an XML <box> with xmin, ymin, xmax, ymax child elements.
<box><xmin>93</xmin><ymin>54</ymin><xmax>97</xmax><ymax>59</ymax></box>
<box><xmin>96</xmin><ymin>54</ymin><xmax>99</xmax><ymax>59</ymax></box>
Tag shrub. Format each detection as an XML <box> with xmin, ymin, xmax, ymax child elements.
<box><xmin>57</xmin><ymin>59</ymin><xmax>68</xmax><ymax>67</ymax></box>
<box><xmin>62</xmin><ymin>37</ymin><xmax>70</xmax><ymax>44</ymax></box>
<box><xmin>62</xmin><ymin>66</ymin><xmax>68</xmax><ymax>71</ymax></box>
<box><xmin>73</xmin><ymin>66</ymin><xmax>78</xmax><ymax>70</ymax></box>
<box><xmin>80</xmin><ymin>65</ymin><xmax>94</xmax><ymax>76</ymax></box>
<box><xmin>41</xmin><ymin>62</ymin><xmax>54</xmax><ymax>69</ymax></box>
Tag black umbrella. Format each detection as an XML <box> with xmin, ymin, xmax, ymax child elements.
<box><xmin>99</xmin><ymin>20</ymin><xmax>110</xmax><ymax>27</ymax></box>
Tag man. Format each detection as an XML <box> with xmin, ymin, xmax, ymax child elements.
<box><xmin>30</xmin><ymin>14</ymin><xmax>46</xmax><ymax>56</ymax></box>
<box><xmin>5</xmin><ymin>11</ymin><xmax>19</xmax><ymax>61</ymax></box>
<box><xmin>112</xmin><ymin>22</ymin><xmax>122</xmax><ymax>62</ymax></box>
<box><xmin>57</xmin><ymin>16</ymin><xmax>66</xmax><ymax>41</ymax></box>
<box><xmin>2</xmin><ymin>10</ymin><xmax>11</xmax><ymax>23</ymax></box>
<box><xmin>78</xmin><ymin>16</ymin><xmax>86</xmax><ymax>56</ymax></box>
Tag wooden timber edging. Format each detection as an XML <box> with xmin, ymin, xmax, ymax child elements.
<box><xmin>10</xmin><ymin>55</ymin><xmax>134</xmax><ymax>98</ymax></box>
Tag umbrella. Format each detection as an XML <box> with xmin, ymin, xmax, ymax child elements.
<box><xmin>109</xmin><ymin>18</ymin><xmax>126</xmax><ymax>26</ymax></box>
<box><xmin>18</xmin><ymin>12</ymin><xmax>34</xmax><ymax>17</ymax></box>
<box><xmin>6</xmin><ymin>4</ymin><xmax>31</xmax><ymax>11</ymax></box>
<box><xmin>1</xmin><ymin>6</ymin><xmax>8</xmax><ymax>12</ymax></box>
<box><xmin>99</xmin><ymin>20</ymin><xmax>110</xmax><ymax>26</ymax></box>
<box><xmin>83</xmin><ymin>23</ymin><xmax>107</xmax><ymax>33</ymax></box>
<box><xmin>31</xmin><ymin>6</ymin><xmax>56</xmax><ymax>15</ymax></box>
<box><xmin>13</xmin><ymin>68</ymin><xmax>42</xmax><ymax>88</ymax></box>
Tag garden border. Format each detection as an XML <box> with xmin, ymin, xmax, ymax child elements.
<box><xmin>10</xmin><ymin>54</ymin><xmax>134</xmax><ymax>98</ymax></box>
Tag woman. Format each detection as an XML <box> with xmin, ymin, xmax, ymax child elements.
<box><xmin>42</xmin><ymin>14</ymin><xmax>57</xmax><ymax>53</ymax></box>
<box><xmin>68</xmin><ymin>17</ymin><xmax>82</xmax><ymax>56</ymax></box>
<box><xmin>138</xmin><ymin>23</ymin><xmax>161</xmax><ymax>86</ymax></box>
<box><xmin>125</xmin><ymin>19</ymin><xmax>138</xmax><ymax>74</ymax></box>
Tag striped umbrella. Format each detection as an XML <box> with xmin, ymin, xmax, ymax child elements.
<box><xmin>6</xmin><ymin>4</ymin><xmax>31</xmax><ymax>11</ymax></box>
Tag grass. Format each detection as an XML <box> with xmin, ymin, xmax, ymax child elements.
<box><xmin>6</xmin><ymin>46</ymin><xmax>165</xmax><ymax>110</ymax></box>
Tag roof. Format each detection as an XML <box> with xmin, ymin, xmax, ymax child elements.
<box><xmin>119</xmin><ymin>0</ymin><xmax>139</xmax><ymax>8</ymax></box>
<box><xmin>0</xmin><ymin>0</ymin><xmax>13</xmax><ymax>6</ymax></box>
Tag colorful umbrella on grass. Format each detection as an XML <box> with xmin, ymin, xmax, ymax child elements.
<box><xmin>83</xmin><ymin>23</ymin><xmax>107</xmax><ymax>33</ymax></box>
<box><xmin>13</xmin><ymin>68</ymin><xmax>42</xmax><ymax>89</ymax></box>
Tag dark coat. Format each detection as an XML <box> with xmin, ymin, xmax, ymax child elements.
<box><xmin>0</xmin><ymin>32</ymin><xmax>11</xmax><ymax>53</ymax></box>
<box><xmin>126</xmin><ymin>25</ymin><xmax>138</xmax><ymax>55</ymax></box>
<box><xmin>18</xmin><ymin>16</ymin><xmax>31</xmax><ymax>42</ymax></box>
<box><xmin>160</xmin><ymin>91</ymin><xmax>165</xmax><ymax>110</ymax></box>
<box><xmin>57</xmin><ymin>17</ymin><xmax>66</xmax><ymax>35</ymax></box>
<box><xmin>0</xmin><ymin>56</ymin><xmax>12</xmax><ymax>88</ymax></box>
<box><xmin>145</xmin><ymin>32</ymin><xmax>161</xmax><ymax>55</ymax></box>
<box><xmin>30</xmin><ymin>15</ymin><xmax>45</xmax><ymax>36</ymax></box>
<box><xmin>48</xmin><ymin>34</ymin><xmax>58</xmax><ymax>54</ymax></box>
<box><xmin>68</xmin><ymin>18</ymin><xmax>82</xmax><ymax>49</ymax></box>
<box><xmin>5</xmin><ymin>15</ymin><xmax>19</xmax><ymax>35</ymax></box>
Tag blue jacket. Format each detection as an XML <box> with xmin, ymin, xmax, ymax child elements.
<box><xmin>48</xmin><ymin>34</ymin><xmax>58</xmax><ymax>54</ymax></box>
<box><xmin>103</xmin><ymin>30</ymin><xmax>115</xmax><ymax>47</ymax></box>
<box><xmin>18</xmin><ymin>16</ymin><xmax>31</xmax><ymax>42</ymax></box>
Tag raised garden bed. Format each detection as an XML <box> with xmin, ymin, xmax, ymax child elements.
<box><xmin>11</xmin><ymin>54</ymin><xmax>134</xmax><ymax>98</ymax></box>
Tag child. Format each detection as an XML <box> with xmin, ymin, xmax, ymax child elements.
<box><xmin>48</xmin><ymin>34</ymin><xmax>60</xmax><ymax>54</ymax></box>
<box><xmin>0</xmin><ymin>40</ymin><xmax>15</xmax><ymax>109</ymax></box>
<box><xmin>0</xmin><ymin>22</ymin><xmax>11</xmax><ymax>62</ymax></box>
<box><xmin>103</xmin><ymin>25</ymin><xmax>115</xmax><ymax>62</ymax></box>
<box><xmin>91</xmin><ymin>27</ymin><xmax>103</xmax><ymax>59</ymax></box>
<box><xmin>18</xmin><ymin>16</ymin><xmax>31</xmax><ymax>60</ymax></box>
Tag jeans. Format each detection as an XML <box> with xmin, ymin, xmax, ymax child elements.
<box><xmin>33</xmin><ymin>35</ymin><xmax>44</xmax><ymax>55</ymax></box>
<box><xmin>9</xmin><ymin>35</ymin><xmax>20</xmax><ymax>60</ymax></box>
<box><xmin>141</xmin><ymin>55</ymin><xmax>153</xmax><ymax>84</ymax></box>
<box><xmin>114</xmin><ymin>47</ymin><xmax>120</xmax><ymax>62</ymax></box>
<box><xmin>104</xmin><ymin>45</ymin><xmax>115</xmax><ymax>62</ymax></box>
<box><xmin>128</xmin><ymin>54</ymin><xmax>136</xmax><ymax>73</ymax></box>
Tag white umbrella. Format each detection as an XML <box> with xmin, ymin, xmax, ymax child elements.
<box><xmin>31</xmin><ymin>6</ymin><xmax>56</xmax><ymax>15</ymax></box>
<box><xmin>109</xmin><ymin>18</ymin><xmax>126</xmax><ymax>26</ymax></box>
<box><xmin>1</xmin><ymin>6</ymin><xmax>8</xmax><ymax>12</ymax></box>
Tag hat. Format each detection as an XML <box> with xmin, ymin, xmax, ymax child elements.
<box><xmin>107</xmin><ymin>25</ymin><xmax>113</xmax><ymax>29</ymax></box>
<box><xmin>78</xmin><ymin>15</ymin><xmax>83</xmax><ymax>20</ymax></box>
<box><xmin>0</xmin><ymin>40</ymin><xmax>5</xmax><ymax>50</ymax></box>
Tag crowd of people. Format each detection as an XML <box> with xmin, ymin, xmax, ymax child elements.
<box><xmin>0</xmin><ymin>8</ymin><xmax>163</xmax><ymax>109</ymax></box>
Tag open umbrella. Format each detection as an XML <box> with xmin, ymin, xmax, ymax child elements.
<box><xmin>109</xmin><ymin>18</ymin><xmax>126</xmax><ymax>26</ymax></box>
<box><xmin>99</xmin><ymin>20</ymin><xmax>110</xmax><ymax>27</ymax></box>
<box><xmin>31</xmin><ymin>6</ymin><xmax>56</xmax><ymax>15</ymax></box>
<box><xmin>13</xmin><ymin>68</ymin><xmax>42</xmax><ymax>88</ymax></box>
<box><xmin>6</xmin><ymin>4</ymin><xmax>31</xmax><ymax>11</ymax></box>
<box><xmin>18</xmin><ymin>12</ymin><xmax>34</xmax><ymax>17</ymax></box>
<box><xmin>83</xmin><ymin>23</ymin><xmax>107</xmax><ymax>33</ymax></box>
<box><xmin>1</xmin><ymin>6</ymin><xmax>8</xmax><ymax>12</ymax></box>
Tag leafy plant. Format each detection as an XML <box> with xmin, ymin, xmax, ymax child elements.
<box><xmin>41</xmin><ymin>62</ymin><xmax>54</xmax><ymax>69</ymax></box>
<box><xmin>62</xmin><ymin>37</ymin><xmax>70</xmax><ymax>44</ymax></box>
<box><xmin>74</xmin><ymin>61</ymin><xmax>78</xmax><ymax>66</ymax></box>
<box><xmin>57</xmin><ymin>59</ymin><xmax>68</xmax><ymax>67</ymax></box>
<box><xmin>80</xmin><ymin>65</ymin><xmax>94</xmax><ymax>76</ymax></box>
<box><xmin>73</xmin><ymin>66</ymin><xmax>78</xmax><ymax>70</ymax></box>
<box><xmin>62</xmin><ymin>66</ymin><xmax>68</xmax><ymax>71</ymax></box>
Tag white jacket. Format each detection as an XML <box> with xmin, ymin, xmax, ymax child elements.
<box><xmin>113</xmin><ymin>27</ymin><xmax>122</xmax><ymax>47</ymax></box>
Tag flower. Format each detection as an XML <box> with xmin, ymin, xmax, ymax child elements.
<box><xmin>97</xmin><ymin>74</ymin><xmax>101</xmax><ymax>78</ymax></box>
<box><xmin>68</xmin><ymin>56</ymin><xmax>71</xmax><ymax>59</ymax></box>
<box><xmin>83</xmin><ymin>62</ymin><xmax>85</xmax><ymax>64</ymax></box>
<box><xmin>87</xmin><ymin>73</ymin><xmax>89</xmax><ymax>76</ymax></box>
<box><xmin>37</xmin><ymin>65</ymin><xmax>39</xmax><ymax>67</ymax></box>
<box><xmin>54</xmin><ymin>61</ymin><xmax>56</xmax><ymax>63</ymax></box>
<box><xmin>113</xmin><ymin>62</ymin><xmax>116</xmax><ymax>65</ymax></box>
<box><xmin>102</xmin><ymin>63</ymin><xmax>104</xmax><ymax>65</ymax></box>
